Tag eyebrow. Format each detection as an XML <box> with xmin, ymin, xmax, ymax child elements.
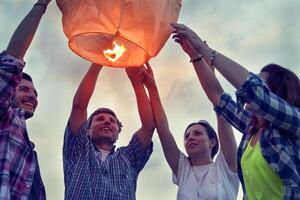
<box><xmin>19</xmin><ymin>85</ymin><xmax>38</xmax><ymax>97</ymax></box>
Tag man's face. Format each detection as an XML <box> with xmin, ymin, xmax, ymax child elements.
<box><xmin>14</xmin><ymin>79</ymin><xmax>38</xmax><ymax>119</ymax></box>
<box><xmin>89</xmin><ymin>112</ymin><xmax>120</xmax><ymax>145</ymax></box>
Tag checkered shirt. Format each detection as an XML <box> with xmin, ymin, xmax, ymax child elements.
<box><xmin>63</xmin><ymin>122</ymin><xmax>153</xmax><ymax>200</ymax></box>
<box><xmin>214</xmin><ymin>73</ymin><xmax>300</xmax><ymax>200</ymax></box>
<box><xmin>0</xmin><ymin>51</ymin><xmax>46</xmax><ymax>200</ymax></box>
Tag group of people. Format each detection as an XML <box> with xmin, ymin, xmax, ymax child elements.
<box><xmin>1</xmin><ymin>0</ymin><xmax>299</xmax><ymax>200</ymax></box>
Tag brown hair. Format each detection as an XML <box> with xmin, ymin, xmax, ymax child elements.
<box><xmin>184</xmin><ymin>120</ymin><xmax>219</xmax><ymax>159</ymax></box>
<box><xmin>261</xmin><ymin>64</ymin><xmax>300</xmax><ymax>108</ymax></box>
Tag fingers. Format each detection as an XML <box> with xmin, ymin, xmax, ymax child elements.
<box><xmin>145</xmin><ymin>62</ymin><xmax>153</xmax><ymax>74</ymax></box>
<box><xmin>171</xmin><ymin>23</ymin><xmax>188</xmax><ymax>30</ymax></box>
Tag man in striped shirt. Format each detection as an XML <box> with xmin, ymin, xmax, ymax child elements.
<box><xmin>63</xmin><ymin>64</ymin><xmax>155</xmax><ymax>199</ymax></box>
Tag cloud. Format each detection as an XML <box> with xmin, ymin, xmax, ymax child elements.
<box><xmin>1</xmin><ymin>1</ymin><xmax>299</xmax><ymax>199</ymax></box>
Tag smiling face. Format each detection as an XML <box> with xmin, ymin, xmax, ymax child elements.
<box><xmin>13</xmin><ymin>78</ymin><xmax>38</xmax><ymax>119</ymax></box>
<box><xmin>184</xmin><ymin>124</ymin><xmax>216</xmax><ymax>158</ymax></box>
<box><xmin>89</xmin><ymin>112</ymin><xmax>120</xmax><ymax>145</ymax></box>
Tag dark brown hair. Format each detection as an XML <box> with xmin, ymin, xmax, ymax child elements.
<box><xmin>22</xmin><ymin>72</ymin><xmax>33</xmax><ymax>83</ymax></box>
<box><xmin>184</xmin><ymin>120</ymin><xmax>219</xmax><ymax>159</ymax></box>
<box><xmin>261</xmin><ymin>64</ymin><xmax>300</xmax><ymax>108</ymax></box>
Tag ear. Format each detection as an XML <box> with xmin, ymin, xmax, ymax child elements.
<box><xmin>209</xmin><ymin>138</ymin><xmax>217</xmax><ymax>149</ymax></box>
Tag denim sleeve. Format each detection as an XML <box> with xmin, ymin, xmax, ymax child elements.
<box><xmin>236</xmin><ymin>73</ymin><xmax>300</xmax><ymax>137</ymax></box>
<box><xmin>214</xmin><ymin>93</ymin><xmax>252</xmax><ymax>134</ymax></box>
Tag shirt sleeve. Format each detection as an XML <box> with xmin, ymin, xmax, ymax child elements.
<box><xmin>63</xmin><ymin>121</ymin><xmax>90</xmax><ymax>162</ymax></box>
<box><xmin>236</xmin><ymin>73</ymin><xmax>300</xmax><ymax>138</ymax></box>
<box><xmin>172</xmin><ymin>151</ymin><xmax>186</xmax><ymax>186</ymax></box>
<box><xmin>0</xmin><ymin>131</ymin><xmax>12</xmax><ymax>199</ymax></box>
<box><xmin>63</xmin><ymin>121</ymin><xmax>90</xmax><ymax>184</ymax></box>
<box><xmin>121</xmin><ymin>133</ymin><xmax>153</xmax><ymax>173</ymax></box>
<box><xmin>0</xmin><ymin>51</ymin><xmax>24</xmax><ymax>117</ymax></box>
<box><xmin>214</xmin><ymin>93</ymin><xmax>252</xmax><ymax>134</ymax></box>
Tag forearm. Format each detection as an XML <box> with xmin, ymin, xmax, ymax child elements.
<box><xmin>132</xmin><ymin>83</ymin><xmax>155</xmax><ymax>132</ymax></box>
<box><xmin>199</xmin><ymin>47</ymin><xmax>250</xmax><ymax>90</ymax></box>
<box><xmin>148</xmin><ymin>85</ymin><xmax>171</xmax><ymax>134</ymax></box>
<box><xmin>192</xmin><ymin>58</ymin><xmax>224</xmax><ymax>106</ymax></box>
<box><xmin>216</xmin><ymin>114</ymin><xmax>237</xmax><ymax>172</ymax></box>
<box><xmin>73</xmin><ymin>63</ymin><xmax>101</xmax><ymax>110</ymax></box>
<box><xmin>148</xmin><ymin>84</ymin><xmax>180</xmax><ymax>174</ymax></box>
<box><xmin>6</xmin><ymin>4</ymin><xmax>48</xmax><ymax>59</ymax></box>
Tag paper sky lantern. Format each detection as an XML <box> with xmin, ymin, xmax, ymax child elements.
<box><xmin>56</xmin><ymin>0</ymin><xmax>182</xmax><ymax>68</ymax></box>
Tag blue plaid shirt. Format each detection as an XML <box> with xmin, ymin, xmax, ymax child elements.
<box><xmin>214</xmin><ymin>73</ymin><xmax>300</xmax><ymax>200</ymax></box>
<box><xmin>63</xmin><ymin>122</ymin><xmax>153</xmax><ymax>200</ymax></box>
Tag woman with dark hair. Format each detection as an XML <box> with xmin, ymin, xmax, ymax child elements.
<box><xmin>172</xmin><ymin>23</ymin><xmax>300</xmax><ymax>200</ymax></box>
<box><xmin>141</xmin><ymin>63</ymin><xmax>239</xmax><ymax>200</ymax></box>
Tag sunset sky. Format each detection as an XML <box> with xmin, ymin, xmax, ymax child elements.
<box><xmin>0</xmin><ymin>0</ymin><xmax>299</xmax><ymax>199</ymax></box>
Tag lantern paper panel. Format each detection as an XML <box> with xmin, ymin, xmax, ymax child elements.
<box><xmin>57</xmin><ymin>0</ymin><xmax>182</xmax><ymax>67</ymax></box>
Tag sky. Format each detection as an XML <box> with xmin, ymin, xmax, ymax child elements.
<box><xmin>0</xmin><ymin>0</ymin><xmax>300</xmax><ymax>199</ymax></box>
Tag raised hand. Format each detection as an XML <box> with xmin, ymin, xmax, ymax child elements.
<box><xmin>143</xmin><ymin>63</ymin><xmax>156</xmax><ymax>89</ymax></box>
<box><xmin>171</xmin><ymin>23</ymin><xmax>209</xmax><ymax>60</ymax></box>
<box><xmin>126</xmin><ymin>67</ymin><xmax>145</xmax><ymax>85</ymax></box>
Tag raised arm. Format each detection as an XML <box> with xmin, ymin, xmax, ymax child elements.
<box><xmin>173</xmin><ymin>25</ymin><xmax>237</xmax><ymax>172</ymax></box>
<box><xmin>6</xmin><ymin>0</ymin><xmax>52</xmax><ymax>59</ymax></box>
<box><xmin>172</xmin><ymin>23</ymin><xmax>250</xmax><ymax>90</ymax></box>
<box><xmin>69</xmin><ymin>63</ymin><xmax>102</xmax><ymax>133</ymax></box>
<box><xmin>143</xmin><ymin>63</ymin><xmax>180</xmax><ymax>176</ymax></box>
<box><xmin>126</xmin><ymin>66</ymin><xmax>155</xmax><ymax>149</ymax></box>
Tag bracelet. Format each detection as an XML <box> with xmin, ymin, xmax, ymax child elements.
<box><xmin>33</xmin><ymin>2</ymin><xmax>47</xmax><ymax>13</ymax></box>
<box><xmin>190</xmin><ymin>55</ymin><xmax>203</xmax><ymax>63</ymax></box>
<box><xmin>209</xmin><ymin>50</ymin><xmax>218</xmax><ymax>66</ymax></box>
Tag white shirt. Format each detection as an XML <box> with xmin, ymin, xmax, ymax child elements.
<box><xmin>173</xmin><ymin>151</ymin><xmax>239</xmax><ymax>200</ymax></box>
<box><xmin>99</xmin><ymin>149</ymin><xmax>110</xmax><ymax>161</ymax></box>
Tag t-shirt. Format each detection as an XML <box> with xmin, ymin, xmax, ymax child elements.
<box><xmin>173</xmin><ymin>151</ymin><xmax>239</xmax><ymax>200</ymax></box>
<box><xmin>99</xmin><ymin>149</ymin><xmax>110</xmax><ymax>161</ymax></box>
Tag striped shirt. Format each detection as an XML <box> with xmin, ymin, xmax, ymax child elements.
<box><xmin>0</xmin><ymin>51</ymin><xmax>46</xmax><ymax>200</ymax></box>
<box><xmin>214</xmin><ymin>73</ymin><xmax>300</xmax><ymax>200</ymax></box>
<box><xmin>63</xmin><ymin>122</ymin><xmax>153</xmax><ymax>200</ymax></box>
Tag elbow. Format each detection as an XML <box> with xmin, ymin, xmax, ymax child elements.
<box><xmin>72</xmin><ymin>97</ymin><xmax>87</xmax><ymax>111</ymax></box>
<box><xmin>211</xmin><ymin>93</ymin><xmax>223</xmax><ymax>106</ymax></box>
<box><xmin>148</xmin><ymin>124</ymin><xmax>156</xmax><ymax>133</ymax></box>
<box><xmin>143</xmin><ymin>123</ymin><xmax>156</xmax><ymax>134</ymax></box>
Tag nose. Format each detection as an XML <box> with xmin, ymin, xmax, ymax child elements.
<box><xmin>26</xmin><ymin>89</ymin><xmax>37</xmax><ymax>98</ymax></box>
<box><xmin>25</xmin><ymin>90</ymin><xmax>38</xmax><ymax>106</ymax></box>
<box><xmin>103</xmin><ymin>120</ymin><xmax>111</xmax><ymax>126</ymax></box>
<box><xmin>187</xmin><ymin>135</ymin><xmax>196</xmax><ymax>142</ymax></box>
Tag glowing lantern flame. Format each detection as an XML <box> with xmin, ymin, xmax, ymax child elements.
<box><xmin>103</xmin><ymin>41</ymin><xmax>126</xmax><ymax>62</ymax></box>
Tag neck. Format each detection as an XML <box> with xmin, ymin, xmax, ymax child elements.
<box><xmin>250</xmin><ymin>115</ymin><xmax>268</xmax><ymax>134</ymax></box>
<box><xmin>257</xmin><ymin>118</ymin><xmax>268</xmax><ymax>129</ymax></box>
<box><xmin>94</xmin><ymin>142</ymin><xmax>113</xmax><ymax>152</ymax></box>
<box><xmin>189</xmin><ymin>153</ymin><xmax>213</xmax><ymax>166</ymax></box>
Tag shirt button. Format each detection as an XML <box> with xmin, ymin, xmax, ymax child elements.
<box><xmin>26</xmin><ymin>184</ymin><xmax>30</xmax><ymax>188</ymax></box>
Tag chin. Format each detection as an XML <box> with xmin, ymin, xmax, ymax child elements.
<box><xmin>24</xmin><ymin>111</ymin><xmax>34</xmax><ymax>119</ymax></box>
<box><xmin>93</xmin><ymin>135</ymin><xmax>115</xmax><ymax>144</ymax></box>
